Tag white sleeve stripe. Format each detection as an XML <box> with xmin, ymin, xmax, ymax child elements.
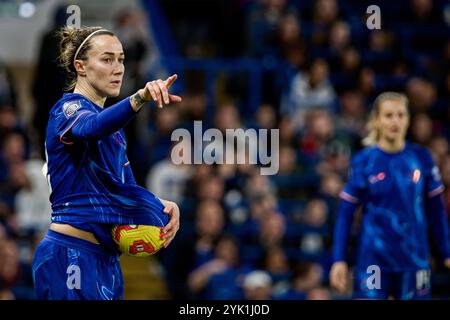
<box><xmin>428</xmin><ymin>185</ymin><xmax>444</xmax><ymax>198</ymax></box>
<box><xmin>340</xmin><ymin>191</ymin><xmax>360</xmax><ymax>204</ymax></box>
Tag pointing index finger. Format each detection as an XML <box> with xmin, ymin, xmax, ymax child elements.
<box><xmin>165</xmin><ymin>74</ymin><xmax>177</xmax><ymax>88</ymax></box>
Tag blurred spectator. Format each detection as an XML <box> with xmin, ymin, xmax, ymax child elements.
<box><xmin>339</xmin><ymin>47</ymin><xmax>361</xmax><ymax>75</ymax></box>
<box><xmin>409</xmin><ymin>0</ymin><xmax>434</xmax><ymax>21</ymax></box>
<box><xmin>276</xmin><ymin>261</ymin><xmax>324</xmax><ymax>299</ymax></box>
<box><xmin>239</xmin><ymin>206</ymin><xmax>286</xmax><ymax>267</ymax></box>
<box><xmin>429</xmin><ymin>136</ymin><xmax>449</xmax><ymax>167</ymax></box>
<box><xmin>276</xmin><ymin>12</ymin><xmax>307</xmax><ymax>69</ymax></box>
<box><xmin>244</xmin><ymin>172</ymin><xmax>277</xmax><ymax>199</ymax></box>
<box><xmin>0</xmin><ymin>106</ymin><xmax>18</xmax><ymax>141</ymax></box>
<box><xmin>319</xmin><ymin>172</ymin><xmax>344</xmax><ymax>200</ymax></box>
<box><xmin>14</xmin><ymin>158</ymin><xmax>51</xmax><ymax>235</ymax></box>
<box><xmin>281</xmin><ymin>58</ymin><xmax>337</xmax><ymax>128</ymax></box>
<box><xmin>188</xmin><ymin>234</ymin><xmax>245</xmax><ymax>299</ymax></box>
<box><xmin>310</xmin><ymin>0</ymin><xmax>340</xmax><ymax>48</ymax></box>
<box><xmin>439</xmin><ymin>155</ymin><xmax>450</xmax><ymax>215</ymax></box>
<box><xmin>408</xmin><ymin>112</ymin><xmax>433</xmax><ymax>146</ymax></box>
<box><xmin>245</xmin><ymin>0</ymin><xmax>290</xmax><ymax>57</ymax></box>
<box><xmin>178</xmin><ymin>92</ymin><xmax>208</xmax><ymax>123</ymax></box>
<box><xmin>159</xmin><ymin>198</ymin><xmax>225</xmax><ymax>299</ymax></box>
<box><xmin>295</xmin><ymin>198</ymin><xmax>329</xmax><ymax>262</ymax></box>
<box><xmin>242</xmin><ymin>270</ymin><xmax>273</xmax><ymax>300</ymax></box>
<box><xmin>300</xmin><ymin>109</ymin><xmax>335</xmax><ymax>156</ymax></box>
<box><xmin>357</xmin><ymin>67</ymin><xmax>376</xmax><ymax>98</ymax></box>
<box><xmin>273</xmin><ymin>145</ymin><xmax>301</xmax><ymax>199</ymax></box>
<box><xmin>335</xmin><ymin>90</ymin><xmax>366</xmax><ymax>137</ymax></box>
<box><xmin>193</xmin><ymin>200</ymin><xmax>226</xmax><ymax>266</ymax></box>
<box><xmin>306</xmin><ymin>287</ymin><xmax>332</xmax><ymax>300</ymax></box>
<box><xmin>262</xmin><ymin>246</ymin><xmax>292</xmax><ymax>296</ymax></box>
<box><xmin>253</xmin><ymin>103</ymin><xmax>277</xmax><ymax>130</ymax></box>
<box><xmin>302</xmin><ymin>198</ymin><xmax>328</xmax><ymax>228</ymax></box>
<box><xmin>0</xmin><ymin>239</ymin><xmax>19</xmax><ymax>300</ymax></box>
<box><xmin>277</xmin><ymin>145</ymin><xmax>297</xmax><ymax>176</ymax></box>
<box><xmin>292</xmin><ymin>262</ymin><xmax>323</xmax><ymax>293</ymax></box>
<box><xmin>312</xmin><ymin>0</ymin><xmax>339</xmax><ymax>25</ymax></box>
<box><xmin>249</xmin><ymin>192</ymin><xmax>278</xmax><ymax>223</ymax></box>
<box><xmin>145</xmin><ymin>105</ymin><xmax>181</xmax><ymax>174</ymax></box>
<box><xmin>197</xmin><ymin>175</ymin><xmax>226</xmax><ymax>203</ymax></box>
<box><xmin>212</xmin><ymin>102</ymin><xmax>259</xmax><ymax>166</ymax></box>
<box><xmin>0</xmin><ymin>132</ymin><xmax>30</xmax><ymax>219</ymax></box>
<box><xmin>405</xmin><ymin>78</ymin><xmax>437</xmax><ymax>114</ymax></box>
<box><xmin>365</xmin><ymin>30</ymin><xmax>396</xmax><ymax>73</ymax></box>
<box><xmin>328</xmin><ymin>21</ymin><xmax>351</xmax><ymax>54</ymax></box>
<box><xmin>0</xmin><ymin>106</ymin><xmax>29</xmax><ymax>157</ymax></box>
<box><xmin>279</xmin><ymin>116</ymin><xmax>298</xmax><ymax>145</ymax></box>
<box><xmin>146</xmin><ymin>142</ymin><xmax>194</xmax><ymax>203</ymax></box>
<box><xmin>0</xmin><ymin>238</ymin><xmax>35</xmax><ymax>300</ymax></box>
<box><xmin>316</xmin><ymin>141</ymin><xmax>351</xmax><ymax>178</ymax></box>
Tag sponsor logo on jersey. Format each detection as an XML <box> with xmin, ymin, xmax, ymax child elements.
<box><xmin>368</xmin><ymin>172</ymin><xmax>385</xmax><ymax>184</ymax></box>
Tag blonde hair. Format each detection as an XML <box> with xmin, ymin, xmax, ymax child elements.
<box><xmin>362</xmin><ymin>92</ymin><xmax>409</xmax><ymax>146</ymax></box>
<box><xmin>57</xmin><ymin>26</ymin><xmax>115</xmax><ymax>91</ymax></box>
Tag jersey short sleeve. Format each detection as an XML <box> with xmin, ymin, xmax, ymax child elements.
<box><xmin>421</xmin><ymin>148</ymin><xmax>444</xmax><ymax>198</ymax></box>
<box><xmin>54</xmin><ymin>99</ymin><xmax>95</xmax><ymax>145</ymax></box>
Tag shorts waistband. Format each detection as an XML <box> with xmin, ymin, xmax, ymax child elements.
<box><xmin>45</xmin><ymin>229</ymin><xmax>116</xmax><ymax>258</ymax></box>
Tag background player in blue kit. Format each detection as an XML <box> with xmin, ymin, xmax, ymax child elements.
<box><xmin>32</xmin><ymin>26</ymin><xmax>182</xmax><ymax>300</ymax></box>
<box><xmin>329</xmin><ymin>92</ymin><xmax>450</xmax><ymax>299</ymax></box>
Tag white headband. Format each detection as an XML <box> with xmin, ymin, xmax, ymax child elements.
<box><xmin>73</xmin><ymin>29</ymin><xmax>109</xmax><ymax>65</ymax></box>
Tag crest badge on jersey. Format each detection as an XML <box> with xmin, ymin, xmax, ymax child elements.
<box><xmin>412</xmin><ymin>169</ymin><xmax>421</xmax><ymax>183</ymax></box>
<box><xmin>62</xmin><ymin>101</ymin><xmax>80</xmax><ymax>118</ymax></box>
<box><xmin>431</xmin><ymin>166</ymin><xmax>441</xmax><ymax>182</ymax></box>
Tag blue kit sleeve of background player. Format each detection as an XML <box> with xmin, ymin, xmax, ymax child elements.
<box><xmin>332</xmin><ymin>199</ymin><xmax>359</xmax><ymax>262</ymax></box>
<box><xmin>420</xmin><ymin>147</ymin><xmax>450</xmax><ymax>260</ymax></box>
<box><xmin>426</xmin><ymin>193</ymin><xmax>450</xmax><ymax>260</ymax></box>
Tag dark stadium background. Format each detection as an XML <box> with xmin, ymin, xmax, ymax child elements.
<box><xmin>0</xmin><ymin>0</ymin><xmax>449</xmax><ymax>300</ymax></box>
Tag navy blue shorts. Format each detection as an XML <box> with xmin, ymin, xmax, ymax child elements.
<box><xmin>32</xmin><ymin>229</ymin><xmax>124</xmax><ymax>300</ymax></box>
<box><xmin>353</xmin><ymin>268</ymin><xmax>431</xmax><ymax>300</ymax></box>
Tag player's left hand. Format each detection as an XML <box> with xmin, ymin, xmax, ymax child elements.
<box><xmin>161</xmin><ymin>200</ymin><xmax>180</xmax><ymax>248</ymax></box>
<box><xmin>444</xmin><ymin>258</ymin><xmax>450</xmax><ymax>269</ymax></box>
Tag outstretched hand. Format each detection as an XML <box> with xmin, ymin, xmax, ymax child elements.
<box><xmin>140</xmin><ymin>74</ymin><xmax>182</xmax><ymax>108</ymax></box>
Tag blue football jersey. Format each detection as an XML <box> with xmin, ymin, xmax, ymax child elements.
<box><xmin>340</xmin><ymin>143</ymin><xmax>444</xmax><ymax>271</ymax></box>
<box><xmin>45</xmin><ymin>93</ymin><xmax>168</xmax><ymax>228</ymax></box>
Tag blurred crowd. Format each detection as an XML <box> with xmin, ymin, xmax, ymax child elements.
<box><xmin>1</xmin><ymin>0</ymin><xmax>450</xmax><ymax>300</ymax></box>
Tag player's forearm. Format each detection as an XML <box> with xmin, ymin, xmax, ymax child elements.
<box><xmin>332</xmin><ymin>200</ymin><xmax>359</xmax><ymax>262</ymax></box>
<box><xmin>426</xmin><ymin>194</ymin><xmax>450</xmax><ymax>260</ymax></box>
<box><xmin>72</xmin><ymin>97</ymin><xmax>137</xmax><ymax>139</ymax></box>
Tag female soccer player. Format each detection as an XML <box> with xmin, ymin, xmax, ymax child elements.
<box><xmin>32</xmin><ymin>26</ymin><xmax>182</xmax><ymax>300</ymax></box>
<box><xmin>329</xmin><ymin>92</ymin><xmax>450</xmax><ymax>299</ymax></box>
